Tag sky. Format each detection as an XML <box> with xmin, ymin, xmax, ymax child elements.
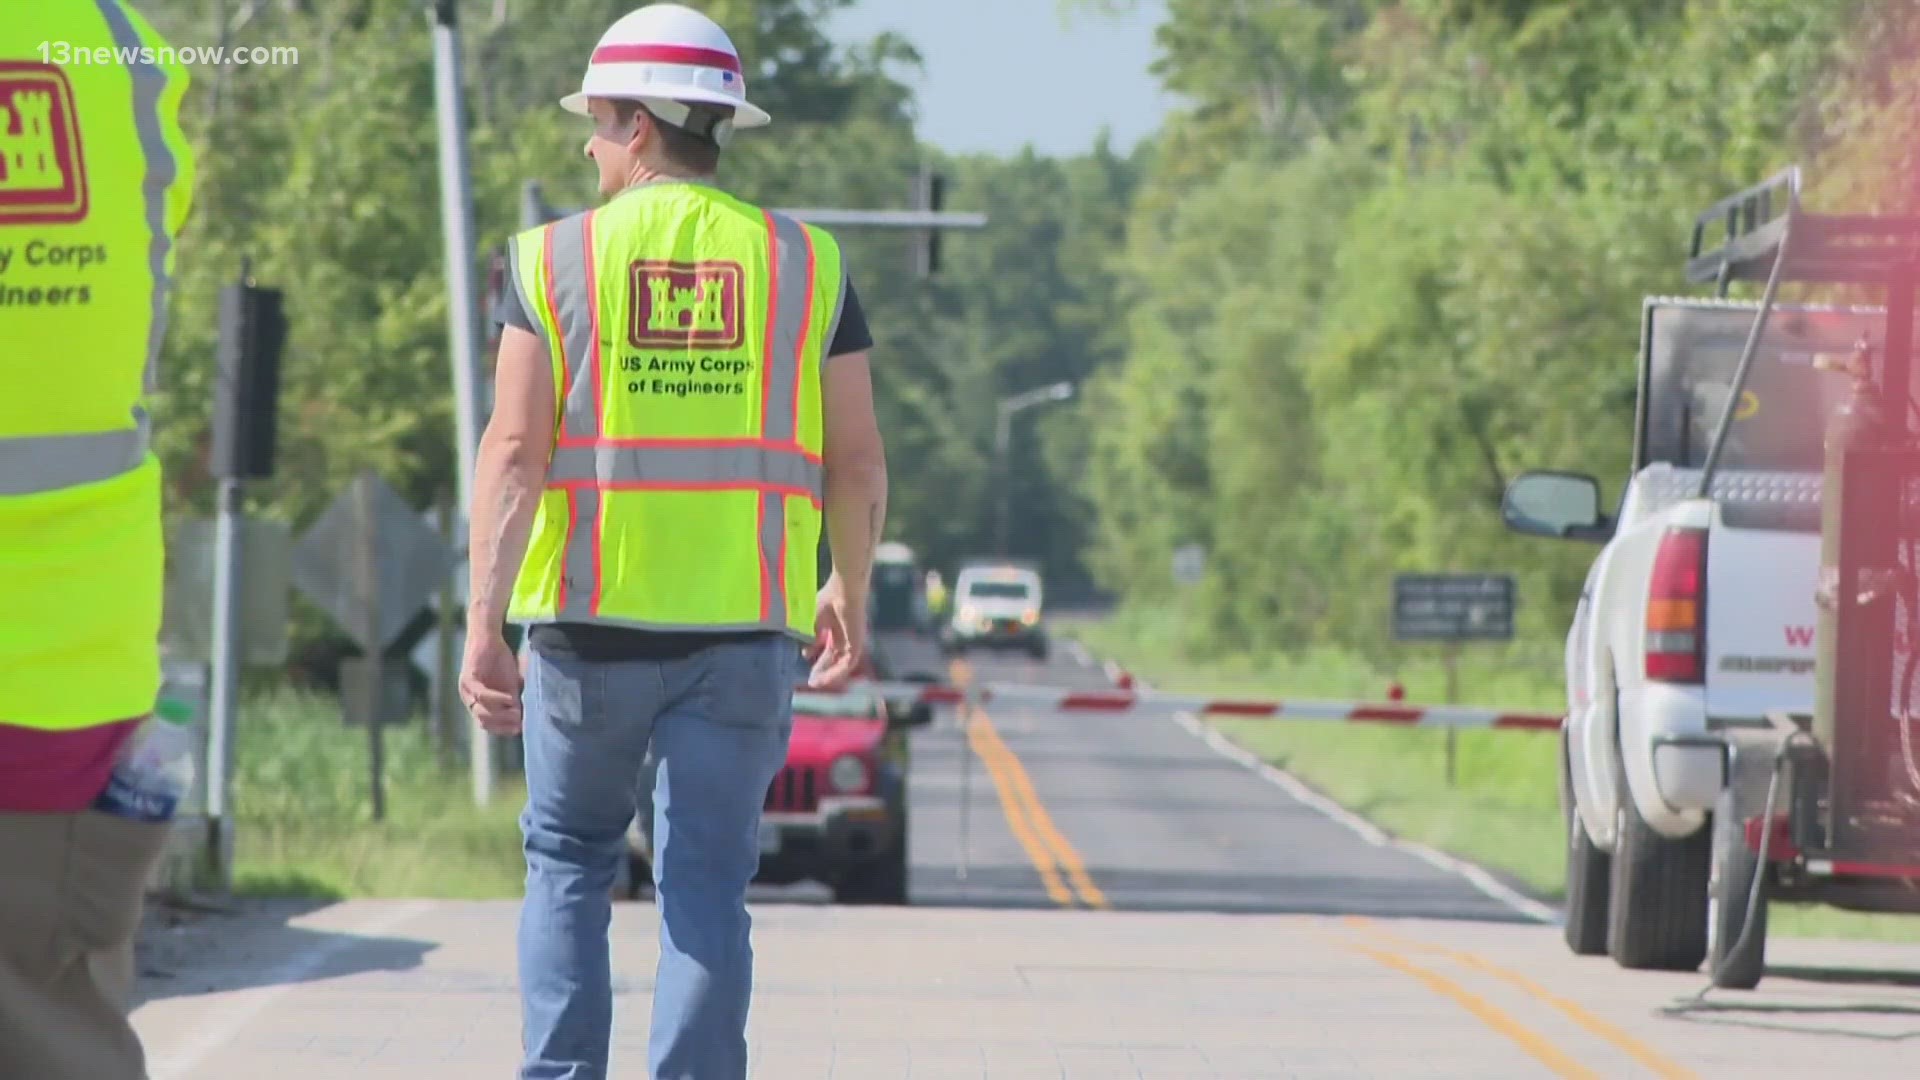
<box><xmin>824</xmin><ymin>0</ymin><xmax>1175</xmax><ymax>159</ymax></box>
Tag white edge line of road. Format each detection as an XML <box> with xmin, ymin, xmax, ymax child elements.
<box><xmin>1064</xmin><ymin>639</ymin><xmax>1096</xmax><ymax>668</ymax></box>
<box><xmin>1170</xmin><ymin>710</ymin><xmax>1562</xmax><ymax>927</ymax></box>
<box><xmin>147</xmin><ymin>899</ymin><xmax>439</xmax><ymax>1080</ymax></box>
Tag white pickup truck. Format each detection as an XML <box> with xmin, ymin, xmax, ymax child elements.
<box><xmin>1502</xmin><ymin>299</ymin><xmax>1878</xmax><ymax>984</ymax></box>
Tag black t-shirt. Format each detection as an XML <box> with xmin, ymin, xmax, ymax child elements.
<box><xmin>493</xmin><ymin>243</ymin><xmax>873</xmax><ymax>661</ymax></box>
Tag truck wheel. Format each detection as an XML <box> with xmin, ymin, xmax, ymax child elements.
<box><xmin>1607</xmin><ymin>751</ymin><xmax>1710</xmax><ymax>971</ymax></box>
<box><xmin>1561</xmin><ymin>736</ymin><xmax>1611</xmax><ymax>956</ymax></box>
<box><xmin>1707</xmin><ymin>785</ymin><xmax>1768</xmax><ymax>989</ymax></box>
<box><xmin>835</xmin><ymin>821</ymin><xmax>910</xmax><ymax>905</ymax></box>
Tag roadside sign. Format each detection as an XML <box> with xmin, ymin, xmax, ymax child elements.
<box><xmin>1172</xmin><ymin>543</ymin><xmax>1206</xmax><ymax>587</ymax></box>
<box><xmin>1392</xmin><ymin>574</ymin><xmax>1516</xmax><ymax>641</ymax></box>
<box><xmin>338</xmin><ymin>657</ymin><xmax>415</xmax><ymax>727</ymax></box>
<box><xmin>162</xmin><ymin>518</ymin><xmax>292</xmax><ymax>664</ymax></box>
<box><xmin>292</xmin><ymin>472</ymin><xmax>453</xmax><ymax>651</ymax></box>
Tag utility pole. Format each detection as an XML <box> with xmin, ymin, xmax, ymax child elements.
<box><xmin>429</xmin><ymin>0</ymin><xmax>490</xmax><ymax>806</ymax></box>
<box><xmin>206</xmin><ymin>262</ymin><xmax>285</xmax><ymax>892</ymax></box>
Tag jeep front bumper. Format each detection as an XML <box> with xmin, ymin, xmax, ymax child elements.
<box><xmin>758</xmin><ymin>796</ymin><xmax>899</xmax><ymax>868</ymax></box>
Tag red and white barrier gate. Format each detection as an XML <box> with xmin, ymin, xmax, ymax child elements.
<box><xmin>867</xmin><ymin>680</ymin><xmax>1561</xmax><ymax>732</ymax></box>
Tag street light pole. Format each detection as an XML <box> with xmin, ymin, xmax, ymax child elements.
<box><xmin>428</xmin><ymin>0</ymin><xmax>490</xmax><ymax>807</ymax></box>
<box><xmin>992</xmin><ymin>381</ymin><xmax>1075</xmax><ymax>558</ymax></box>
<box><xmin>993</xmin><ymin>407</ymin><xmax>1013</xmax><ymax>556</ymax></box>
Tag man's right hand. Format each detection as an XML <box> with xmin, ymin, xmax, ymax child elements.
<box><xmin>805</xmin><ymin>572</ymin><xmax>867</xmax><ymax>689</ymax></box>
<box><xmin>460</xmin><ymin>630</ymin><xmax>525</xmax><ymax>735</ymax></box>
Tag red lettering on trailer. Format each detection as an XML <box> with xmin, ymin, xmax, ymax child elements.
<box><xmin>1785</xmin><ymin>625</ymin><xmax>1815</xmax><ymax>648</ymax></box>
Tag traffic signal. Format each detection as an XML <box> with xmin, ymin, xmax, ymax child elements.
<box><xmin>210</xmin><ymin>272</ymin><xmax>287</xmax><ymax>480</ymax></box>
<box><xmin>911</xmin><ymin>166</ymin><xmax>945</xmax><ymax>279</ymax></box>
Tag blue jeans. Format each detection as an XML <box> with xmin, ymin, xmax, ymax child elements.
<box><xmin>517</xmin><ymin>634</ymin><xmax>796</xmax><ymax>1080</ymax></box>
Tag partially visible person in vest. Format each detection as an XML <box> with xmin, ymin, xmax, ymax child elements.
<box><xmin>0</xmin><ymin>3</ymin><xmax>196</xmax><ymax>1078</ymax></box>
<box><xmin>460</xmin><ymin>5</ymin><xmax>887</xmax><ymax>1078</ymax></box>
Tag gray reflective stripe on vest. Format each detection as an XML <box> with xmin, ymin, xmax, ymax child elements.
<box><xmin>750</xmin><ymin>212</ymin><xmax>817</xmax><ymax>626</ymax></box>
<box><xmin>761</xmin><ymin>212</ymin><xmax>815</xmax><ymax>443</ymax></box>
<box><xmin>543</xmin><ymin>213</ymin><xmax>603</xmax><ymax>440</ymax></box>
<box><xmin>547</xmin><ymin>445</ymin><xmax>822</xmax><ymax>493</ymax></box>
<box><xmin>758</xmin><ymin>489</ymin><xmax>786</xmax><ymax>625</ymax></box>
<box><xmin>559</xmin><ymin>488</ymin><xmax>600</xmax><ymax>620</ymax></box>
<box><xmin>0</xmin><ymin>428</ymin><xmax>148</xmax><ymax>496</ymax></box>
<box><xmin>95</xmin><ymin>0</ymin><xmax>181</xmax><ymax>399</ymax></box>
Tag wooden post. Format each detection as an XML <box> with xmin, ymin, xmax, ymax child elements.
<box><xmin>1443</xmin><ymin>645</ymin><xmax>1460</xmax><ymax>787</ymax></box>
<box><xmin>353</xmin><ymin>475</ymin><xmax>387</xmax><ymax>822</ymax></box>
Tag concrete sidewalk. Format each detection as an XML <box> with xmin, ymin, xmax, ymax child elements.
<box><xmin>131</xmin><ymin>899</ymin><xmax>1920</xmax><ymax>1079</ymax></box>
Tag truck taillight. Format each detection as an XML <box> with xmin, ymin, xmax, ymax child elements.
<box><xmin>1646</xmin><ymin>526</ymin><xmax>1707</xmax><ymax>683</ymax></box>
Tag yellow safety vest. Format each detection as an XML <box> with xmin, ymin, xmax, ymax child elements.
<box><xmin>0</xmin><ymin>2</ymin><xmax>195</xmax><ymax>730</ymax></box>
<box><xmin>507</xmin><ymin>181</ymin><xmax>844</xmax><ymax>640</ymax></box>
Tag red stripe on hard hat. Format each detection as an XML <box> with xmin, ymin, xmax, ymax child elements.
<box><xmin>592</xmin><ymin>44</ymin><xmax>742</xmax><ymax>73</ymax></box>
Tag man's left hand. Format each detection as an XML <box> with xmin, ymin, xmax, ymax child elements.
<box><xmin>460</xmin><ymin>632</ymin><xmax>525</xmax><ymax>735</ymax></box>
<box><xmin>805</xmin><ymin>573</ymin><xmax>866</xmax><ymax>690</ymax></box>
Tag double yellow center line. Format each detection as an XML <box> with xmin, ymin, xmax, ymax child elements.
<box><xmin>1344</xmin><ymin>917</ymin><xmax>1697</xmax><ymax>1080</ymax></box>
<box><xmin>953</xmin><ymin>662</ymin><xmax>1109</xmax><ymax>909</ymax></box>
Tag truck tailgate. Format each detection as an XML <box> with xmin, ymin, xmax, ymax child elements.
<box><xmin>1705</xmin><ymin>522</ymin><xmax>1820</xmax><ymax>721</ymax></box>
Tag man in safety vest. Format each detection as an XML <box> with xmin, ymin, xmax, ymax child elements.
<box><xmin>925</xmin><ymin>568</ymin><xmax>949</xmax><ymax>628</ymax></box>
<box><xmin>460</xmin><ymin>5</ymin><xmax>887</xmax><ymax>1078</ymax></box>
<box><xmin>0</xmin><ymin>3</ymin><xmax>195</xmax><ymax>1078</ymax></box>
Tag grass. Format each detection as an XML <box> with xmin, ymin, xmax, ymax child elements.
<box><xmin>229</xmin><ymin>690</ymin><xmax>528</xmax><ymax>899</ymax></box>
<box><xmin>1074</xmin><ymin>611</ymin><xmax>1920</xmax><ymax>942</ymax></box>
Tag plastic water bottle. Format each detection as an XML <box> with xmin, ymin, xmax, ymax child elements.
<box><xmin>94</xmin><ymin>697</ymin><xmax>198</xmax><ymax>823</ymax></box>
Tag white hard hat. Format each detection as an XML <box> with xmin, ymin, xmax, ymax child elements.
<box><xmin>562</xmin><ymin>4</ymin><xmax>770</xmax><ymax>140</ymax></box>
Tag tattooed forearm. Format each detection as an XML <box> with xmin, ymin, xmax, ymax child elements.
<box><xmin>823</xmin><ymin>459</ymin><xmax>887</xmax><ymax>603</ymax></box>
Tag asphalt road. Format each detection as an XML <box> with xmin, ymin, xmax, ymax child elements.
<box><xmin>888</xmin><ymin>634</ymin><xmax>1525</xmax><ymax>921</ymax></box>
<box><xmin>129</xmin><ymin>629</ymin><xmax>1920</xmax><ymax>1077</ymax></box>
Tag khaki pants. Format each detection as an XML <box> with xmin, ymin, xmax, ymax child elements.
<box><xmin>0</xmin><ymin>811</ymin><xmax>170</xmax><ymax>1080</ymax></box>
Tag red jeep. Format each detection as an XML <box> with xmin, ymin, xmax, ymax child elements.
<box><xmin>623</xmin><ymin>673</ymin><xmax>932</xmax><ymax>904</ymax></box>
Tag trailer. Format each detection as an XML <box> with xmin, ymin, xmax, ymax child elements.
<box><xmin>1684</xmin><ymin>167</ymin><xmax>1920</xmax><ymax>989</ymax></box>
<box><xmin>870</xmin><ymin>541</ymin><xmax>927</xmax><ymax>634</ymax></box>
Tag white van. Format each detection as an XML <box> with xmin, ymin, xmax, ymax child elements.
<box><xmin>944</xmin><ymin>563</ymin><xmax>1047</xmax><ymax>659</ymax></box>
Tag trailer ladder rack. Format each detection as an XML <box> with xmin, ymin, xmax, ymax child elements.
<box><xmin>1688</xmin><ymin>166</ymin><xmax>1920</xmax><ymax>289</ymax></box>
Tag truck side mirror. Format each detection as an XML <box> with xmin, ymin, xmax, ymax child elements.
<box><xmin>1503</xmin><ymin>471</ymin><xmax>1612</xmax><ymax>542</ymax></box>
